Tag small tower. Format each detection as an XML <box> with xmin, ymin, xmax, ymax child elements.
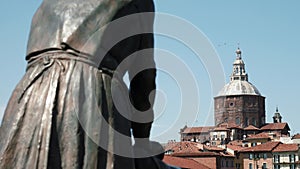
<box><xmin>273</xmin><ymin>107</ymin><xmax>282</xmax><ymax>123</ymax></box>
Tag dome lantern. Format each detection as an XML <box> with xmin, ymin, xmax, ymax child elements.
<box><xmin>230</xmin><ymin>48</ymin><xmax>248</xmax><ymax>82</ymax></box>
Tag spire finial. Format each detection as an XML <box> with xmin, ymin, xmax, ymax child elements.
<box><xmin>276</xmin><ymin>106</ymin><xmax>279</xmax><ymax>112</ymax></box>
<box><xmin>235</xmin><ymin>47</ymin><xmax>242</xmax><ymax>59</ymax></box>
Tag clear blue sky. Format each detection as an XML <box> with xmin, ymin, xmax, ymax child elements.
<box><xmin>0</xmin><ymin>1</ymin><xmax>299</xmax><ymax>143</ymax></box>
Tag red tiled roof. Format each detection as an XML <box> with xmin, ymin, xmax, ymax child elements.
<box><xmin>246</xmin><ymin>133</ymin><xmax>270</xmax><ymax>140</ymax></box>
<box><xmin>203</xmin><ymin>145</ymin><xmax>225</xmax><ymax>152</ymax></box>
<box><xmin>260</xmin><ymin>123</ymin><xmax>290</xmax><ymax>131</ymax></box>
<box><xmin>220</xmin><ymin>152</ymin><xmax>235</xmax><ymax>157</ymax></box>
<box><xmin>227</xmin><ymin>144</ymin><xmax>244</xmax><ymax>151</ymax></box>
<box><xmin>181</xmin><ymin>126</ymin><xmax>214</xmax><ymax>134</ymax></box>
<box><xmin>228</xmin><ymin>125</ymin><xmax>244</xmax><ymax>130</ymax></box>
<box><xmin>292</xmin><ymin>134</ymin><xmax>300</xmax><ymax>139</ymax></box>
<box><xmin>164</xmin><ymin>141</ymin><xmax>202</xmax><ymax>154</ymax></box>
<box><xmin>163</xmin><ymin>155</ymin><xmax>210</xmax><ymax>169</ymax></box>
<box><xmin>239</xmin><ymin>142</ymin><xmax>281</xmax><ymax>153</ymax></box>
<box><xmin>273</xmin><ymin>144</ymin><xmax>299</xmax><ymax>152</ymax></box>
<box><xmin>172</xmin><ymin>152</ymin><xmax>220</xmax><ymax>157</ymax></box>
<box><xmin>244</xmin><ymin>125</ymin><xmax>259</xmax><ymax>131</ymax></box>
<box><xmin>213</xmin><ymin>127</ymin><xmax>229</xmax><ymax>131</ymax></box>
<box><xmin>228</xmin><ymin>140</ymin><xmax>243</xmax><ymax>146</ymax></box>
<box><xmin>218</xmin><ymin>122</ymin><xmax>239</xmax><ymax>128</ymax></box>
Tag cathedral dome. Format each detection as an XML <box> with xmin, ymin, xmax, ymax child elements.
<box><xmin>214</xmin><ymin>48</ymin><xmax>266</xmax><ymax>128</ymax></box>
<box><xmin>216</xmin><ymin>48</ymin><xmax>262</xmax><ymax>97</ymax></box>
<box><xmin>217</xmin><ymin>80</ymin><xmax>261</xmax><ymax>96</ymax></box>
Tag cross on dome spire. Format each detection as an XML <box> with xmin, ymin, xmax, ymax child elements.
<box><xmin>230</xmin><ymin>48</ymin><xmax>248</xmax><ymax>82</ymax></box>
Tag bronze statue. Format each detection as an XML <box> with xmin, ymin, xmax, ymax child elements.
<box><xmin>0</xmin><ymin>0</ymin><xmax>175</xmax><ymax>168</ymax></box>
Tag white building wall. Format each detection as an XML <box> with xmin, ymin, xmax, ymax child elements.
<box><xmin>293</xmin><ymin>139</ymin><xmax>300</xmax><ymax>144</ymax></box>
<box><xmin>280</xmin><ymin>137</ymin><xmax>293</xmax><ymax>144</ymax></box>
<box><xmin>274</xmin><ymin>152</ymin><xmax>299</xmax><ymax>169</ymax></box>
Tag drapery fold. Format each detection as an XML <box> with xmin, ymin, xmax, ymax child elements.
<box><xmin>0</xmin><ymin>53</ymin><xmax>134</xmax><ymax>169</ymax></box>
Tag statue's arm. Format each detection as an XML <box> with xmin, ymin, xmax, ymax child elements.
<box><xmin>128</xmin><ymin>0</ymin><xmax>155</xmax><ymax>139</ymax></box>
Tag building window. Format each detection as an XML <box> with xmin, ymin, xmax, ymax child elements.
<box><xmin>251</xmin><ymin>142</ymin><xmax>257</xmax><ymax>147</ymax></box>
<box><xmin>252</xmin><ymin>117</ymin><xmax>256</xmax><ymax>126</ymax></box>
<box><xmin>290</xmin><ymin>154</ymin><xmax>295</xmax><ymax>162</ymax></box>
<box><xmin>262</xmin><ymin>163</ymin><xmax>267</xmax><ymax>169</ymax></box>
<box><xmin>249</xmin><ymin>163</ymin><xmax>253</xmax><ymax>169</ymax></box>
<box><xmin>165</xmin><ymin>150</ymin><xmax>174</xmax><ymax>155</ymax></box>
<box><xmin>236</xmin><ymin>117</ymin><xmax>240</xmax><ymax>125</ymax></box>
<box><xmin>274</xmin><ymin>155</ymin><xmax>280</xmax><ymax>163</ymax></box>
<box><xmin>263</xmin><ymin>153</ymin><xmax>267</xmax><ymax>159</ymax></box>
<box><xmin>290</xmin><ymin>164</ymin><xmax>295</xmax><ymax>169</ymax></box>
<box><xmin>213</xmin><ymin>134</ymin><xmax>217</xmax><ymax>141</ymax></box>
<box><xmin>249</xmin><ymin>153</ymin><xmax>253</xmax><ymax>160</ymax></box>
<box><xmin>245</xmin><ymin>117</ymin><xmax>249</xmax><ymax>126</ymax></box>
<box><xmin>274</xmin><ymin>164</ymin><xmax>280</xmax><ymax>169</ymax></box>
<box><xmin>226</xmin><ymin>161</ymin><xmax>228</xmax><ymax>167</ymax></box>
<box><xmin>229</xmin><ymin>102</ymin><xmax>234</xmax><ymax>107</ymax></box>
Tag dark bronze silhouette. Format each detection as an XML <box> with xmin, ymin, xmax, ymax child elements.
<box><xmin>0</xmin><ymin>0</ymin><xmax>175</xmax><ymax>168</ymax></box>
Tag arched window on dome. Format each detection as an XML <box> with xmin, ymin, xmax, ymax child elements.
<box><xmin>236</xmin><ymin>117</ymin><xmax>240</xmax><ymax>125</ymax></box>
<box><xmin>245</xmin><ymin>117</ymin><xmax>249</xmax><ymax>126</ymax></box>
<box><xmin>252</xmin><ymin>118</ymin><xmax>256</xmax><ymax>126</ymax></box>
